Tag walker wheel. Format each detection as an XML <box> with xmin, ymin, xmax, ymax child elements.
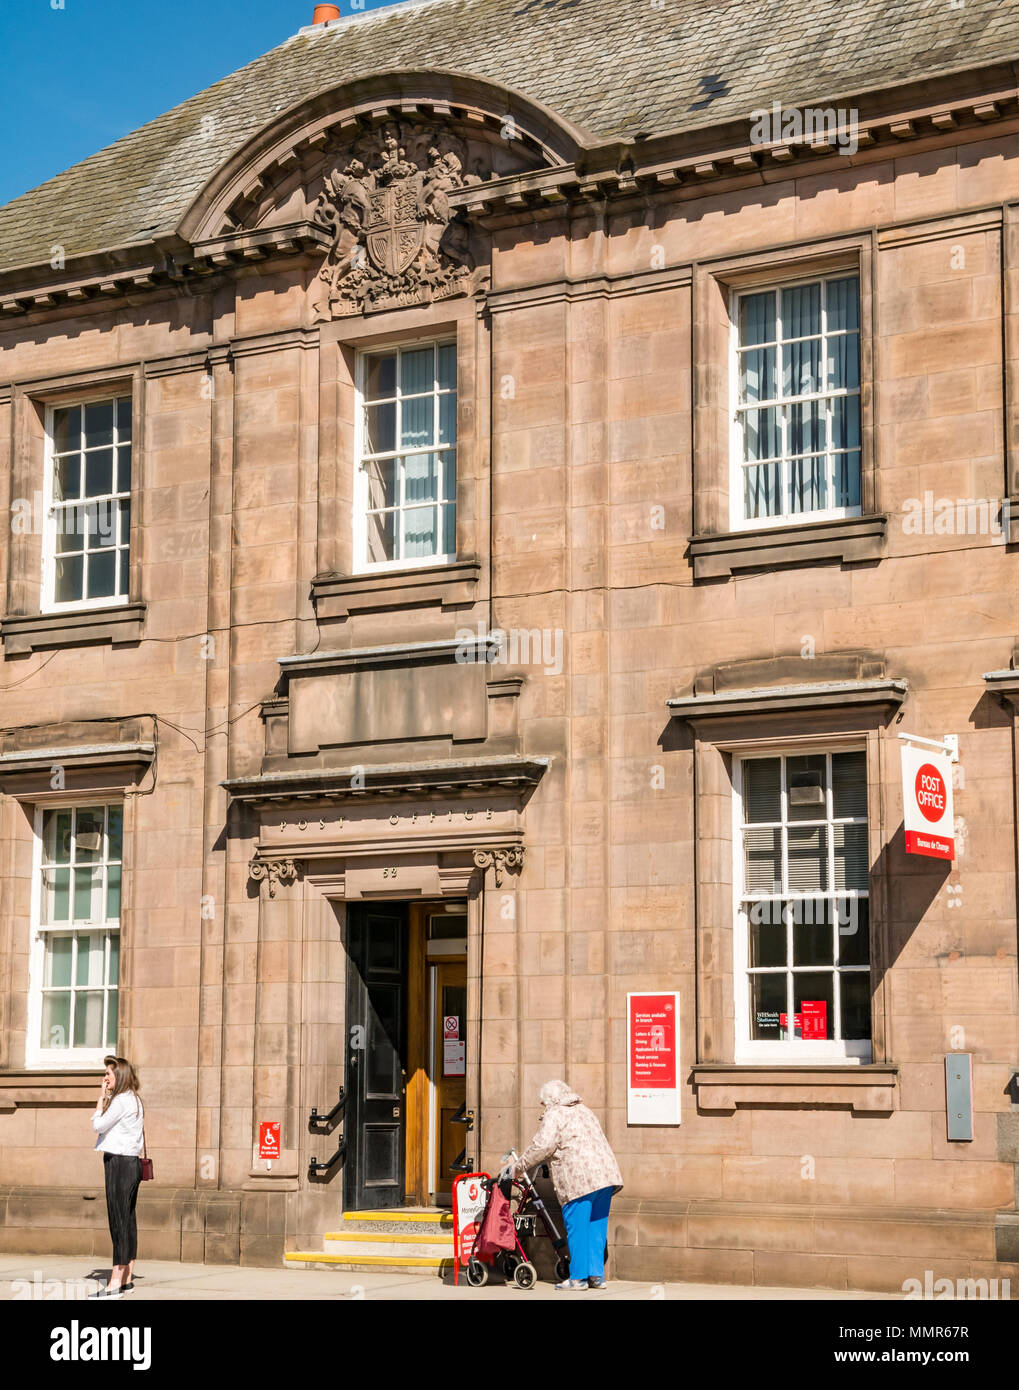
<box><xmin>555</xmin><ymin>1256</ymin><xmax>571</xmax><ymax>1282</ymax></box>
<box><xmin>513</xmin><ymin>1261</ymin><xmax>537</xmax><ymax>1290</ymax></box>
<box><xmin>466</xmin><ymin>1257</ymin><xmax>489</xmax><ymax>1287</ymax></box>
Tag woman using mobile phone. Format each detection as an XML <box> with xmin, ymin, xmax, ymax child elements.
<box><xmin>89</xmin><ymin>1055</ymin><xmax>145</xmax><ymax>1299</ymax></box>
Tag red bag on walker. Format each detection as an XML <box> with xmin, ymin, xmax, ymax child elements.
<box><xmin>474</xmin><ymin>1183</ymin><xmax>516</xmax><ymax>1258</ymax></box>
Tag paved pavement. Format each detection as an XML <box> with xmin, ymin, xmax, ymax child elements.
<box><xmin>0</xmin><ymin>1253</ymin><xmax>897</xmax><ymax>1301</ymax></box>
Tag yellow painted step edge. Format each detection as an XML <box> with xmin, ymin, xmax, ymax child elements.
<box><xmin>286</xmin><ymin>1252</ymin><xmax>452</xmax><ymax>1268</ymax></box>
<box><xmin>342</xmin><ymin>1211</ymin><xmax>453</xmax><ymax>1224</ymax></box>
<box><xmin>324</xmin><ymin>1231</ymin><xmax>453</xmax><ymax>1244</ymax></box>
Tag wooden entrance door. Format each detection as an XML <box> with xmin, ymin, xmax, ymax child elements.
<box><xmin>344</xmin><ymin>903</ymin><xmax>407</xmax><ymax>1211</ymax></box>
<box><xmin>432</xmin><ymin>960</ymin><xmax>467</xmax><ymax>1198</ymax></box>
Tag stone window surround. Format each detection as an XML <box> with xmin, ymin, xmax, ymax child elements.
<box><xmin>731</xmin><ymin>745</ymin><xmax>872</xmax><ymax>1065</ymax></box>
<box><xmin>313</xmin><ymin>299</ymin><xmax>486</xmax><ymax>619</ymax></box>
<box><xmin>0</xmin><ymin>725</ymin><xmax>153</xmax><ymax>1080</ymax></box>
<box><xmin>690</xmin><ymin>237</ymin><xmax>884</xmax><ymax>580</ymax></box>
<box><xmin>668</xmin><ymin>679</ymin><xmax>906</xmax><ymax>1110</ymax></box>
<box><xmin>25</xmin><ymin>800</ymin><xmax>124</xmax><ymax>1072</ymax></box>
<box><xmin>2</xmin><ymin>365</ymin><xmax>147</xmax><ymax>653</ymax></box>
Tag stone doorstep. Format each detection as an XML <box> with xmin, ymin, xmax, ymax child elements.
<box><xmin>287</xmin><ymin>1207</ymin><xmax>459</xmax><ymax>1274</ymax></box>
<box><xmin>324</xmin><ymin>1234</ymin><xmax>454</xmax><ymax>1259</ymax></box>
<box><xmin>340</xmin><ymin>1210</ymin><xmax>454</xmax><ymax>1237</ymax></box>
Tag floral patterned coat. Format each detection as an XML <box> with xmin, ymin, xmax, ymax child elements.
<box><xmin>516</xmin><ymin>1086</ymin><xmax>623</xmax><ymax>1205</ymax></box>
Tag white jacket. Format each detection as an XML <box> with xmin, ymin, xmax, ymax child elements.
<box><xmin>91</xmin><ymin>1092</ymin><xmax>144</xmax><ymax>1156</ymax></box>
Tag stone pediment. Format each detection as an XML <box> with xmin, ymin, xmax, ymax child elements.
<box><xmin>178</xmin><ymin>77</ymin><xmax>562</xmax><ymax>318</ymax></box>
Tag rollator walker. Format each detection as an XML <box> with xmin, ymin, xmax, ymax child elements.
<box><xmin>453</xmin><ymin>1149</ymin><xmax>571</xmax><ymax>1288</ymax></box>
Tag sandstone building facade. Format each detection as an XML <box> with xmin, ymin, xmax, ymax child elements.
<box><xmin>0</xmin><ymin>0</ymin><xmax>1017</xmax><ymax>1291</ymax></box>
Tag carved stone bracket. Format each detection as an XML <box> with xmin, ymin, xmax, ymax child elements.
<box><xmin>472</xmin><ymin>846</ymin><xmax>524</xmax><ymax>887</ymax></box>
<box><xmin>249</xmin><ymin>856</ymin><xmax>302</xmax><ymax>898</ymax></box>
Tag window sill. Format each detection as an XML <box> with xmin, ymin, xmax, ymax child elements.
<box><xmin>0</xmin><ymin>1069</ymin><xmax>101</xmax><ymax>1112</ymax></box>
<box><xmin>691</xmin><ymin>1063</ymin><xmax>898</xmax><ymax>1113</ymax></box>
<box><xmin>689</xmin><ymin>514</ymin><xmax>886</xmax><ymax>580</ymax></box>
<box><xmin>311</xmin><ymin>559</ymin><xmax>480</xmax><ymax>621</ymax></box>
<box><xmin>1</xmin><ymin>601</ymin><xmax>146</xmax><ymax>654</ymax></box>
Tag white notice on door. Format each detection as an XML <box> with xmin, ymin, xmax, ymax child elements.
<box><xmin>443</xmin><ymin>1040</ymin><xmax>466</xmax><ymax>1076</ymax></box>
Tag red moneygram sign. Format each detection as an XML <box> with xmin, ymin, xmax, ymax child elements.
<box><xmin>901</xmin><ymin>742</ymin><xmax>955</xmax><ymax>860</ymax></box>
<box><xmin>626</xmin><ymin>992</ymin><xmax>680</xmax><ymax>1125</ymax></box>
<box><xmin>258</xmin><ymin>1121</ymin><xmax>281</xmax><ymax>1160</ymax></box>
<box><xmin>452</xmin><ymin>1173</ymin><xmax>489</xmax><ymax>1284</ymax></box>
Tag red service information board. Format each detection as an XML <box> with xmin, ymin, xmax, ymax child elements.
<box><xmin>780</xmin><ymin>1000</ymin><xmax>828</xmax><ymax>1040</ymax></box>
<box><xmin>626</xmin><ymin>992</ymin><xmax>680</xmax><ymax>1125</ymax></box>
<box><xmin>901</xmin><ymin>742</ymin><xmax>955</xmax><ymax>860</ymax></box>
<box><xmin>258</xmin><ymin>1121</ymin><xmax>281</xmax><ymax>1160</ymax></box>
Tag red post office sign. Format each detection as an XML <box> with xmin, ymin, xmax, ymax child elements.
<box><xmin>901</xmin><ymin>742</ymin><xmax>955</xmax><ymax>860</ymax></box>
<box><xmin>626</xmin><ymin>992</ymin><xmax>680</xmax><ymax>1125</ymax></box>
<box><xmin>258</xmin><ymin>1121</ymin><xmax>281</xmax><ymax>1160</ymax></box>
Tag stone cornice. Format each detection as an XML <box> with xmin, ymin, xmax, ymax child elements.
<box><xmin>0</xmin><ymin>1072</ymin><xmax>100</xmax><ymax>1110</ymax></box>
<box><xmin>0</xmin><ymin>740</ymin><xmax>155</xmax><ymax>798</ymax></box>
<box><xmin>223</xmin><ymin>754</ymin><xmax>549</xmax><ymax>806</ymax></box>
<box><xmin>188</xmin><ymin>220</ymin><xmax>330</xmax><ymax>271</ymax></box>
<box><xmin>668</xmin><ymin>679</ymin><xmax>908</xmax><ymax>722</ymax></box>
<box><xmin>310</xmin><ymin>558</ymin><xmax>481</xmax><ymax>620</ymax></box>
<box><xmin>1</xmin><ymin>60</ymin><xmax>1017</xmax><ymax>304</ymax></box>
<box><xmin>983</xmin><ymin>669</ymin><xmax>1019</xmax><ymax>707</ymax></box>
<box><xmin>276</xmin><ymin>635</ymin><xmax>499</xmax><ymax>679</ymax></box>
<box><xmin>1</xmin><ymin>601</ymin><xmax>147</xmax><ymax>655</ymax></box>
<box><xmin>691</xmin><ymin>1064</ymin><xmax>899</xmax><ymax>1113</ymax></box>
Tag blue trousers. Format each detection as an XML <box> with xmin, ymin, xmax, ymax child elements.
<box><xmin>561</xmin><ymin>1185</ymin><xmax>613</xmax><ymax>1281</ymax></box>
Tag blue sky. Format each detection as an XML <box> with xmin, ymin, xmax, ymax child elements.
<box><xmin>0</xmin><ymin>0</ymin><xmax>402</xmax><ymax>206</ymax></box>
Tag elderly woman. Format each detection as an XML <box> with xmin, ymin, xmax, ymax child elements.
<box><xmin>514</xmin><ymin>1079</ymin><xmax>623</xmax><ymax>1290</ymax></box>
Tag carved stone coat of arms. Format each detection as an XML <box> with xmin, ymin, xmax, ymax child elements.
<box><xmin>310</xmin><ymin>124</ymin><xmax>479</xmax><ymax>319</ymax></box>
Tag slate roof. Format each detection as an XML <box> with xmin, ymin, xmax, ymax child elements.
<box><xmin>2</xmin><ymin>0</ymin><xmax>1018</xmax><ymax>275</ymax></box>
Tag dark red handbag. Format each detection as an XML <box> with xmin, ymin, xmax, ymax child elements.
<box><xmin>140</xmin><ymin>1130</ymin><xmax>153</xmax><ymax>1182</ymax></box>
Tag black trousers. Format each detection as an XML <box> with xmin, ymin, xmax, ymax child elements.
<box><xmin>103</xmin><ymin>1152</ymin><xmax>142</xmax><ymax>1266</ymax></box>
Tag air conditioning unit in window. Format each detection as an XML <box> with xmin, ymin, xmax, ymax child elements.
<box><xmin>75</xmin><ymin>830</ymin><xmax>102</xmax><ymax>853</ymax></box>
<box><xmin>788</xmin><ymin>773</ymin><xmax>824</xmax><ymax>806</ymax></box>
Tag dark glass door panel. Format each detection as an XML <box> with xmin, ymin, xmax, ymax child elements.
<box><xmin>344</xmin><ymin>905</ymin><xmax>407</xmax><ymax>1211</ymax></box>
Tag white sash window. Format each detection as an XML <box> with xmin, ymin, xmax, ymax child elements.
<box><xmin>733</xmin><ymin>275</ymin><xmax>861</xmax><ymax>528</ymax></box>
<box><xmin>355</xmin><ymin>342</ymin><xmax>457</xmax><ymax>571</ymax></box>
<box><xmin>44</xmin><ymin>396</ymin><xmax>132</xmax><ymax>609</ymax></box>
